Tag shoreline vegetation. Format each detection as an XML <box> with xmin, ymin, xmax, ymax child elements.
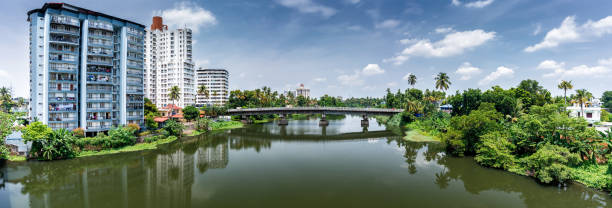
<box><xmin>373</xmin><ymin>79</ymin><xmax>612</xmax><ymax>194</ymax></box>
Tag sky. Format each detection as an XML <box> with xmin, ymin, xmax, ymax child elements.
<box><xmin>2</xmin><ymin>0</ymin><xmax>612</xmax><ymax>98</ymax></box>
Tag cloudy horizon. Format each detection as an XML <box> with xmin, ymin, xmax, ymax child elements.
<box><xmin>2</xmin><ymin>0</ymin><xmax>612</xmax><ymax>98</ymax></box>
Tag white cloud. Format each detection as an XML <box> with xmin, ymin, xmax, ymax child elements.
<box><xmin>0</xmin><ymin>70</ymin><xmax>9</xmax><ymax>78</ymax></box>
<box><xmin>385</xmin><ymin>29</ymin><xmax>496</xmax><ymax>65</ymax></box>
<box><xmin>313</xmin><ymin>77</ymin><xmax>327</xmax><ymax>82</ymax></box>
<box><xmin>537</xmin><ymin>59</ymin><xmax>612</xmax><ymax>78</ymax></box>
<box><xmin>337</xmin><ymin>71</ymin><xmax>364</xmax><ymax>86</ymax></box>
<box><xmin>435</xmin><ymin>27</ymin><xmax>454</xmax><ymax>34</ymax></box>
<box><xmin>376</xmin><ymin>19</ymin><xmax>401</xmax><ymax>29</ymax></box>
<box><xmin>362</xmin><ymin>64</ymin><xmax>385</xmax><ymax>75</ymax></box>
<box><xmin>276</xmin><ymin>0</ymin><xmax>336</xmax><ymax>18</ymax></box>
<box><xmin>455</xmin><ymin>62</ymin><xmax>482</xmax><ymax>80</ymax></box>
<box><xmin>533</xmin><ymin>23</ymin><xmax>542</xmax><ymax>36</ymax></box>
<box><xmin>387</xmin><ymin>82</ymin><xmax>398</xmax><ymax>87</ymax></box>
<box><xmin>465</xmin><ymin>0</ymin><xmax>495</xmax><ymax>8</ymax></box>
<box><xmin>478</xmin><ymin>66</ymin><xmax>514</xmax><ymax>85</ymax></box>
<box><xmin>156</xmin><ymin>2</ymin><xmax>217</xmax><ymax>33</ymax></box>
<box><xmin>451</xmin><ymin>0</ymin><xmax>495</xmax><ymax>8</ymax></box>
<box><xmin>525</xmin><ymin>16</ymin><xmax>612</xmax><ymax>52</ymax></box>
<box><xmin>399</xmin><ymin>38</ymin><xmax>418</xmax><ymax>45</ymax></box>
<box><xmin>451</xmin><ymin>0</ymin><xmax>461</xmax><ymax>6</ymax></box>
<box><xmin>346</xmin><ymin>0</ymin><xmax>360</xmax><ymax>4</ymax></box>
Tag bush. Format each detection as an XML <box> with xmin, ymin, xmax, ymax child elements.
<box><xmin>195</xmin><ymin>118</ymin><xmax>210</xmax><ymax>131</ymax></box>
<box><xmin>522</xmin><ymin>144</ymin><xmax>581</xmax><ymax>184</ymax></box>
<box><xmin>0</xmin><ymin>145</ymin><xmax>8</xmax><ymax>160</ymax></box>
<box><xmin>441</xmin><ymin>128</ymin><xmax>466</xmax><ymax>156</ymax></box>
<box><xmin>126</xmin><ymin>123</ymin><xmax>140</xmax><ymax>133</ymax></box>
<box><xmin>475</xmin><ymin>131</ymin><xmax>516</xmax><ymax>170</ymax></box>
<box><xmin>25</xmin><ymin>128</ymin><xmax>78</xmax><ymax>161</ymax></box>
<box><xmin>144</xmin><ymin>135</ymin><xmax>165</xmax><ymax>143</ymax></box>
<box><xmin>145</xmin><ymin>115</ymin><xmax>158</xmax><ymax>130</ymax></box>
<box><xmin>164</xmin><ymin>119</ymin><xmax>184</xmax><ymax>137</ymax></box>
<box><xmin>72</xmin><ymin>128</ymin><xmax>85</xmax><ymax>138</ymax></box>
<box><xmin>183</xmin><ymin>106</ymin><xmax>200</xmax><ymax>121</ymax></box>
<box><xmin>107</xmin><ymin>127</ymin><xmax>138</xmax><ymax>148</ymax></box>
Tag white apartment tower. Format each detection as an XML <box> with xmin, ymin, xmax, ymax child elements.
<box><xmin>196</xmin><ymin>68</ymin><xmax>229</xmax><ymax>106</ymax></box>
<box><xmin>28</xmin><ymin>3</ymin><xmax>145</xmax><ymax>133</ymax></box>
<box><xmin>144</xmin><ymin>16</ymin><xmax>195</xmax><ymax>108</ymax></box>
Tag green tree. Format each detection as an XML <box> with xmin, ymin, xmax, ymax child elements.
<box><xmin>145</xmin><ymin>114</ymin><xmax>158</xmax><ymax>130</ymax></box>
<box><xmin>197</xmin><ymin>85</ymin><xmax>209</xmax><ymax>102</ymax></box>
<box><xmin>435</xmin><ymin>72</ymin><xmax>451</xmax><ymax>92</ymax></box>
<box><xmin>144</xmin><ymin>98</ymin><xmax>159</xmax><ymax>117</ymax></box>
<box><xmin>407</xmin><ymin>74</ymin><xmax>417</xmax><ymax>88</ymax></box>
<box><xmin>195</xmin><ymin>117</ymin><xmax>210</xmax><ymax>131</ymax></box>
<box><xmin>475</xmin><ymin>131</ymin><xmax>516</xmax><ymax>170</ymax></box>
<box><xmin>442</xmin><ymin>103</ymin><xmax>502</xmax><ymax>155</ymax></box>
<box><xmin>0</xmin><ymin>87</ymin><xmax>14</xmax><ymax>113</ymax></box>
<box><xmin>557</xmin><ymin>80</ymin><xmax>573</xmax><ymax>105</ymax></box>
<box><xmin>183</xmin><ymin>106</ymin><xmax>200</xmax><ymax>121</ymax></box>
<box><xmin>522</xmin><ymin>144</ymin><xmax>581</xmax><ymax>184</ymax></box>
<box><xmin>602</xmin><ymin>91</ymin><xmax>612</xmax><ymax>109</ymax></box>
<box><xmin>168</xmin><ymin>86</ymin><xmax>181</xmax><ymax>117</ymax></box>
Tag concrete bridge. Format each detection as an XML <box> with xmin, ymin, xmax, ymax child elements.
<box><xmin>226</xmin><ymin>107</ymin><xmax>404</xmax><ymax>127</ymax></box>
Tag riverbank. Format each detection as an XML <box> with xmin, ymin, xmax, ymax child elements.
<box><xmin>78</xmin><ymin>136</ymin><xmax>178</xmax><ymax>158</ymax></box>
<box><xmin>188</xmin><ymin>120</ymin><xmax>244</xmax><ymax>136</ymax></box>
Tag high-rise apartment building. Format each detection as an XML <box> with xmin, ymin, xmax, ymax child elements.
<box><xmin>28</xmin><ymin>3</ymin><xmax>145</xmax><ymax>133</ymax></box>
<box><xmin>296</xmin><ymin>84</ymin><xmax>310</xmax><ymax>98</ymax></box>
<box><xmin>195</xmin><ymin>68</ymin><xmax>229</xmax><ymax>106</ymax></box>
<box><xmin>144</xmin><ymin>17</ymin><xmax>196</xmax><ymax>108</ymax></box>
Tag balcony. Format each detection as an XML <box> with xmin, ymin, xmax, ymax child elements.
<box><xmin>86</xmin><ymin>107</ymin><xmax>113</xmax><ymax>112</ymax></box>
<box><xmin>49</xmin><ymin>104</ymin><xmax>77</xmax><ymax>112</ymax></box>
<box><xmin>87</xmin><ymin>125</ymin><xmax>113</xmax><ymax>131</ymax></box>
<box><xmin>48</xmin><ymin>117</ymin><xmax>78</xmax><ymax>122</ymax></box>
<box><xmin>49</xmin><ymin>97</ymin><xmax>77</xmax><ymax>102</ymax></box>
<box><xmin>51</xmin><ymin>16</ymin><xmax>80</xmax><ymax>27</ymax></box>
<box><xmin>49</xmin><ymin>88</ymin><xmax>78</xmax><ymax>92</ymax></box>
<box><xmin>50</xmin><ymin>27</ymin><xmax>80</xmax><ymax>36</ymax></box>
<box><xmin>49</xmin><ymin>35</ymin><xmax>79</xmax><ymax>45</ymax></box>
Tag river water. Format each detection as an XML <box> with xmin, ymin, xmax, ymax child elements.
<box><xmin>0</xmin><ymin>116</ymin><xmax>610</xmax><ymax>208</ymax></box>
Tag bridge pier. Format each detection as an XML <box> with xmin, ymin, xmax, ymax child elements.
<box><xmin>361</xmin><ymin>115</ymin><xmax>369</xmax><ymax>127</ymax></box>
<box><xmin>319</xmin><ymin>114</ymin><xmax>329</xmax><ymax>126</ymax></box>
<box><xmin>278</xmin><ymin>114</ymin><xmax>288</xmax><ymax>126</ymax></box>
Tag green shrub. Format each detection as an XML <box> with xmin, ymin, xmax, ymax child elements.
<box><xmin>183</xmin><ymin>106</ymin><xmax>200</xmax><ymax>121</ymax></box>
<box><xmin>164</xmin><ymin>119</ymin><xmax>184</xmax><ymax>137</ymax></box>
<box><xmin>107</xmin><ymin>127</ymin><xmax>137</xmax><ymax>148</ymax></box>
<box><xmin>126</xmin><ymin>123</ymin><xmax>140</xmax><ymax>133</ymax></box>
<box><xmin>145</xmin><ymin>115</ymin><xmax>158</xmax><ymax>130</ymax></box>
<box><xmin>441</xmin><ymin>128</ymin><xmax>466</xmax><ymax>156</ymax></box>
<box><xmin>522</xmin><ymin>144</ymin><xmax>581</xmax><ymax>184</ymax></box>
<box><xmin>195</xmin><ymin>118</ymin><xmax>210</xmax><ymax>131</ymax></box>
<box><xmin>0</xmin><ymin>145</ymin><xmax>8</xmax><ymax>160</ymax></box>
<box><xmin>475</xmin><ymin>131</ymin><xmax>516</xmax><ymax>170</ymax></box>
<box><xmin>144</xmin><ymin>135</ymin><xmax>165</xmax><ymax>143</ymax></box>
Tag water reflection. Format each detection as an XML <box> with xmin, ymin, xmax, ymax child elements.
<box><xmin>0</xmin><ymin>117</ymin><xmax>610</xmax><ymax>208</ymax></box>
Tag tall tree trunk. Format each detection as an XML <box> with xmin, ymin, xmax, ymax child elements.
<box><xmin>563</xmin><ymin>89</ymin><xmax>567</xmax><ymax>105</ymax></box>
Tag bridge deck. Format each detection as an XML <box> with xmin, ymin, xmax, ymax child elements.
<box><xmin>226</xmin><ymin>107</ymin><xmax>403</xmax><ymax>116</ymax></box>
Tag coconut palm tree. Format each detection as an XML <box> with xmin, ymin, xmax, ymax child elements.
<box><xmin>435</xmin><ymin>72</ymin><xmax>451</xmax><ymax>92</ymax></box>
<box><xmin>574</xmin><ymin>89</ymin><xmax>592</xmax><ymax>119</ymax></box>
<box><xmin>168</xmin><ymin>86</ymin><xmax>181</xmax><ymax>117</ymax></box>
<box><xmin>197</xmin><ymin>85</ymin><xmax>209</xmax><ymax>106</ymax></box>
<box><xmin>407</xmin><ymin>74</ymin><xmax>417</xmax><ymax>88</ymax></box>
<box><xmin>557</xmin><ymin>80</ymin><xmax>573</xmax><ymax>105</ymax></box>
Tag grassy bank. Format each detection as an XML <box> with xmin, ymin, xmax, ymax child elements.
<box><xmin>403</xmin><ymin>129</ymin><xmax>440</xmax><ymax>142</ymax></box>
<box><xmin>7</xmin><ymin>155</ymin><xmax>26</xmax><ymax>162</ymax></box>
<box><xmin>189</xmin><ymin>120</ymin><xmax>244</xmax><ymax>136</ymax></box>
<box><xmin>78</xmin><ymin>136</ymin><xmax>178</xmax><ymax>158</ymax></box>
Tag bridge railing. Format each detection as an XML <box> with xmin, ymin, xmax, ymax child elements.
<box><xmin>226</xmin><ymin>107</ymin><xmax>404</xmax><ymax>113</ymax></box>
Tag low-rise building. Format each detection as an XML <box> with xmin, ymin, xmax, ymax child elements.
<box><xmin>567</xmin><ymin>98</ymin><xmax>602</xmax><ymax>123</ymax></box>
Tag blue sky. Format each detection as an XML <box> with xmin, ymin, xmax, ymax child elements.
<box><xmin>2</xmin><ymin>0</ymin><xmax>612</xmax><ymax>98</ymax></box>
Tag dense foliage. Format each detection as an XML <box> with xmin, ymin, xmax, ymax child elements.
<box><xmin>164</xmin><ymin>119</ymin><xmax>185</xmax><ymax>137</ymax></box>
<box><xmin>183</xmin><ymin>106</ymin><xmax>200</xmax><ymax>121</ymax></box>
<box><xmin>22</xmin><ymin>123</ymin><xmax>78</xmax><ymax>160</ymax></box>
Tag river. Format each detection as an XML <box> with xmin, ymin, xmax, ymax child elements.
<box><xmin>0</xmin><ymin>116</ymin><xmax>610</xmax><ymax>208</ymax></box>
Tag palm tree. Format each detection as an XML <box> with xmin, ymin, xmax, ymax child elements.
<box><xmin>407</xmin><ymin>74</ymin><xmax>417</xmax><ymax>88</ymax></box>
<box><xmin>574</xmin><ymin>89</ymin><xmax>592</xmax><ymax>119</ymax></box>
<box><xmin>197</xmin><ymin>85</ymin><xmax>209</xmax><ymax>105</ymax></box>
<box><xmin>435</xmin><ymin>72</ymin><xmax>451</xmax><ymax>92</ymax></box>
<box><xmin>168</xmin><ymin>86</ymin><xmax>181</xmax><ymax>117</ymax></box>
<box><xmin>557</xmin><ymin>80</ymin><xmax>573</xmax><ymax>105</ymax></box>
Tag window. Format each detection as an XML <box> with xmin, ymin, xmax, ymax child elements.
<box><xmin>587</xmin><ymin>113</ymin><xmax>593</xmax><ymax>118</ymax></box>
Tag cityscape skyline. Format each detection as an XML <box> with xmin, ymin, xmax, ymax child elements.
<box><xmin>2</xmin><ymin>0</ymin><xmax>612</xmax><ymax>99</ymax></box>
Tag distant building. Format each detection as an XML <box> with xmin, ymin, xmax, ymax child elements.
<box><xmin>296</xmin><ymin>84</ymin><xmax>310</xmax><ymax>98</ymax></box>
<box><xmin>283</xmin><ymin>90</ymin><xmax>296</xmax><ymax>98</ymax></box>
<box><xmin>27</xmin><ymin>3</ymin><xmax>145</xmax><ymax>132</ymax></box>
<box><xmin>567</xmin><ymin>97</ymin><xmax>602</xmax><ymax>123</ymax></box>
<box><xmin>196</xmin><ymin>68</ymin><xmax>229</xmax><ymax>106</ymax></box>
<box><xmin>144</xmin><ymin>16</ymin><xmax>196</xmax><ymax>108</ymax></box>
<box><xmin>11</xmin><ymin>97</ymin><xmax>29</xmax><ymax>118</ymax></box>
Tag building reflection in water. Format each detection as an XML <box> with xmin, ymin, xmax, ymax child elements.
<box><xmin>1</xmin><ymin>136</ymin><xmax>234</xmax><ymax>208</ymax></box>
